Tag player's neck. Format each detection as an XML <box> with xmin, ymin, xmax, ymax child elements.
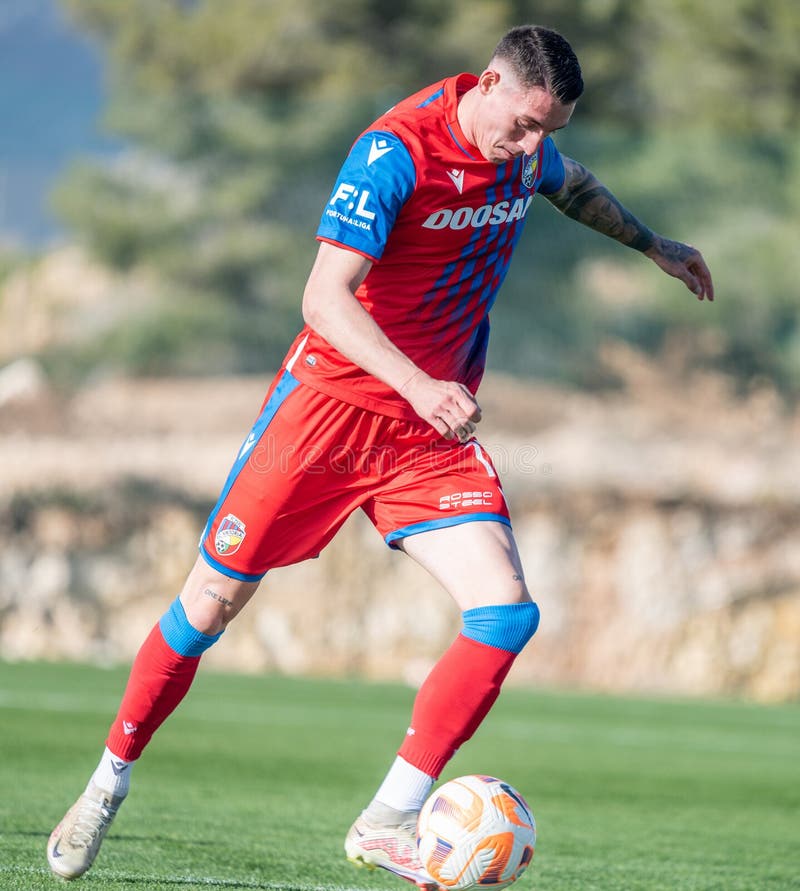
<box><xmin>456</xmin><ymin>86</ymin><xmax>480</xmax><ymax>153</ymax></box>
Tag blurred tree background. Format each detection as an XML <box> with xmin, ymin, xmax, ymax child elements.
<box><xmin>48</xmin><ymin>0</ymin><xmax>800</xmax><ymax>390</ymax></box>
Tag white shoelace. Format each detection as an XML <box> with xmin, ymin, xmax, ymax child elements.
<box><xmin>68</xmin><ymin>797</ymin><xmax>115</xmax><ymax>848</ymax></box>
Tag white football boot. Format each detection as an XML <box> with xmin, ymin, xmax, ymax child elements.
<box><xmin>47</xmin><ymin>782</ymin><xmax>125</xmax><ymax>879</ymax></box>
<box><xmin>345</xmin><ymin>806</ymin><xmax>439</xmax><ymax>890</ymax></box>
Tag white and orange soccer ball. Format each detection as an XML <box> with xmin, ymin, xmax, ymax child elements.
<box><xmin>416</xmin><ymin>775</ymin><xmax>536</xmax><ymax>891</ymax></box>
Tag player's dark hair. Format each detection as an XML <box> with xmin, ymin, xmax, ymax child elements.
<box><xmin>492</xmin><ymin>25</ymin><xmax>584</xmax><ymax>104</ymax></box>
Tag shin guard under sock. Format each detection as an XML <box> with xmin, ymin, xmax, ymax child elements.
<box><xmin>398</xmin><ymin>602</ymin><xmax>539</xmax><ymax>778</ymax></box>
<box><xmin>106</xmin><ymin>598</ymin><xmax>222</xmax><ymax>761</ymax></box>
<box><xmin>398</xmin><ymin>634</ymin><xmax>516</xmax><ymax>777</ymax></box>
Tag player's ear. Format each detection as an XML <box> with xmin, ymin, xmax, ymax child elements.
<box><xmin>477</xmin><ymin>67</ymin><xmax>501</xmax><ymax>94</ymax></box>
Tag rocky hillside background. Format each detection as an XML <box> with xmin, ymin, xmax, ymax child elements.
<box><xmin>1</xmin><ymin>250</ymin><xmax>799</xmax><ymax>702</ymax></box>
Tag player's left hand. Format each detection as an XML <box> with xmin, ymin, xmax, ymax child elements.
<box><xmin>644</xmin><ymin>237</ymin><xmax>714</xmax><ymax>301</ymax></box>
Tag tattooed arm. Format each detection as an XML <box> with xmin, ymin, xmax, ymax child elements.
<box><xmin>545</xmin><ymin>156</ymin><xmax>714</xmax><ymax>301</ymax></box>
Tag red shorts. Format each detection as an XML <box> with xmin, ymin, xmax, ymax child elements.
<box><xmin>200</xmin><ymin>370</ymin><xmax>510</xmax><ymax>581</ymax></box>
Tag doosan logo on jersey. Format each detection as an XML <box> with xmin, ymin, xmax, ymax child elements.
<box><xmin>422</xmin><ymin>195</ymin><xmax>533</xmax><ymax>230</ymax></box>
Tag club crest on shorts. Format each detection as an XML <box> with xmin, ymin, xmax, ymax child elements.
<box><xmin>215</xmin><ymin>513</ymin><xmax>246</xmax><ymax>556</ymax></box>
<box><xmin>522</xmin><ymin>153</ymin><xmax>538</xmax><ymax>189</ymax></box>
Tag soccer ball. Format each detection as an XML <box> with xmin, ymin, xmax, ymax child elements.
<box><xmin>416</xmin><ymin>774</ymin><xmax>536</xmax><ymax>891</ymax></box>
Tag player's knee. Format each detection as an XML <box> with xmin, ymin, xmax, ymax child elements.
<box><xmin>179</xmin><ymin>557</ymin><xmax>258</xmax><ymax>634</ymax></box>
<box><xmin>461</xmin><ymin>601</ymin><xmax>540</xmax><ymax>654</ymax></box>
<box><xmin>181</xmin><ymin>592</ymin><xmax>231</xmax><ymax>636</ymax></box>
<box><xmin>159</xmin><ymin>596</ymin><xmax>224</xmax><ymax>657</ymax></box>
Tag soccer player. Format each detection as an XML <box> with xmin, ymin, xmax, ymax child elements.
<box><xmin>47</xmin><ymin>24</ymin><xmax>713</xmax><ymax>886</ymax></box>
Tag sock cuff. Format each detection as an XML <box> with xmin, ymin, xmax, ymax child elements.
<box><xmin>159</xmin><ymin>596</ymin><xmax>223</xmax><ymax>657</ymax></box>
<box><xmin>397</xmin><ymin>733</ymin><xmax>453</xmax><ymax>780</ymax></box>
<box><xmin>461</xmin><ymin>601</ymin><xmax>540</xmax><ymax>654</ymax></box>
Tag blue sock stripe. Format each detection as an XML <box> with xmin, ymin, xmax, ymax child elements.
<box><xmin>461</xmin><ymin>602</ymin><xmax>540</xmax><ymax>654</ymax></box>
<box><xmin>159</xmin><ymin>597</ymin><xmax>223</xmax><ymax>657</ymax></box>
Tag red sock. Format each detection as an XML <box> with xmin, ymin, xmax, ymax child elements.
<box><xmin>398</xmin><ymin>633</ymin><xmax>517</xmax><ymax>778</ymax></box>
<box><xmin>106</xmin><ymin>624</ymin><xmax>201</xmax><ymax>761</ymax></box>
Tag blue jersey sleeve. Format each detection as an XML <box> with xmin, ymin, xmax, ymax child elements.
<box><xmin>535</xmin><ymin>136</ymin><xmax>566</xmax><ymax>195</ymax></box>
<box><xmin>317</xmin><ymin>130</ymin><xmax>416</xmax><ymax>261</ymax></box>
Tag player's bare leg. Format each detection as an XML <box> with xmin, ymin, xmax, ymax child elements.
<box><xmin>399</xmin><ymin>519</ymin><xmax>532</xmax><ymax>610</ymax></box>
<box><xmin>345</xmin><ymin>521</ymin><xmax>538</xmax><ymax>888</ymax></box>
<box><xmin>47</xmin><ymin>556</ymin><xmax>258</xmax><ymax>880</ymax></box>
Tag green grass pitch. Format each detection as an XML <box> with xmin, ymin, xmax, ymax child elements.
<box><xmin>0</xmin><ymin>661</ymin><xmax>797</xmax><ymax>890</ymax></box>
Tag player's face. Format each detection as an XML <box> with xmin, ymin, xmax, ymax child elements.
<box><xmin>472</xmin><ymin>68</ymin><xmax>575</xmax><ymax>164</ymax></box>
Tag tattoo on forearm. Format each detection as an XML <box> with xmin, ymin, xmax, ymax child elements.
<box><xmin>203</xmin><ymin>587</ymin><xmax>233</xmax><ymax>607</ymax></box>
<box><xmin>547</xmin><ymin>160</ymin><xmax>655</xmax><ymax>251</ymax></box>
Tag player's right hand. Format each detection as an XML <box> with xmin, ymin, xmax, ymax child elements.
<box><xmin>400</xmin><ymin>371</ymin><xmax>482</xmax><ymax>442</ymax></box>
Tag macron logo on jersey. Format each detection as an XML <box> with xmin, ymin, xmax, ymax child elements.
<box><xmin>367</xmin><ymin>137</ymin><xmax>394</xmax><ymax>166</ymax></box>
<box><xmin>238</xmin><ymin>431</ymin><xmax>257</xmax><ymax>459</ymax></box>
<box><xmin>446</xmin><ymin>168</ymin><xmax>465</xmax><ymax>193</ymax></box>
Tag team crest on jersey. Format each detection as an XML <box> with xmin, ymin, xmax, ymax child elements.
<box><xmin>522</xmin><ymin>153</ymin><xmax>539</xmax><ymax>189</ymax></box>
<box><xmin>215</xmin><ymin>513</ymin><xmax>246</xmax><ymax>556</ymax></box>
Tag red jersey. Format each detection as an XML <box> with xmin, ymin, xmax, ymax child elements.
<box><xmin>284</xmin><ymin>73</ymin><xmax>565</xmax><ymax>419</ymax></box>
